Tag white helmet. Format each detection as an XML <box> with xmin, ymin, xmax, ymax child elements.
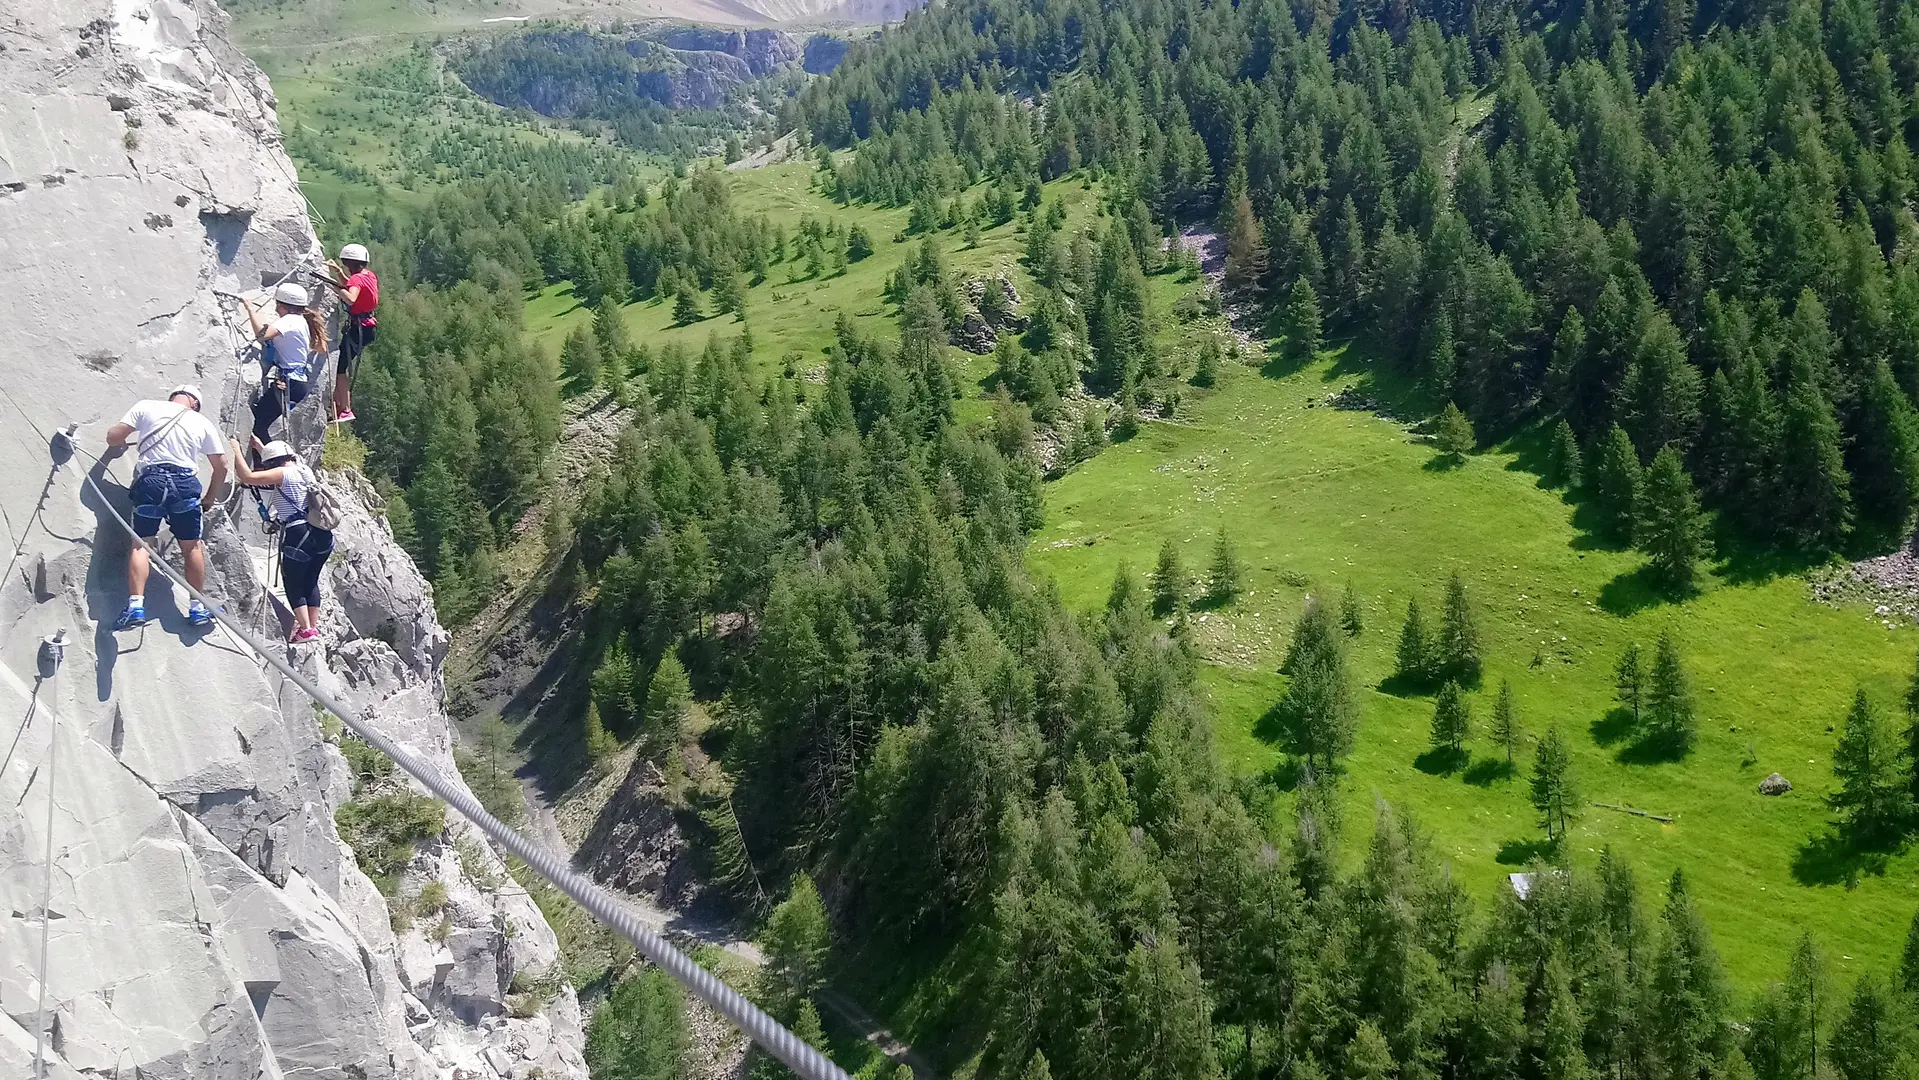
<box><xmin>275</xmin><ymin>281</ymin><xmax>309</xmax><ymax>308</ymax></box>
<box><xmin>169</xmin><ymin>384</ymin><xmax>204</xmax><ymax>409</ymax></box>
<box><xmin>339</xmin><ymin>243</ymin><xmax>369</xmax><ymax>263</ymax></box>
<box><xmin>257</xmin><ymin>440</ymin><xmax>296</xmax><ymax>465</ymax></box>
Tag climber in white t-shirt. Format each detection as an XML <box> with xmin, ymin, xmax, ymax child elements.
<box><xmin>102</xmin><ymin>385</ymin><xmax>229</xmax><ymax>629</ymax></box>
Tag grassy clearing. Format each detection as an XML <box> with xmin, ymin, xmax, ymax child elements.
<box><xmin>1029</xmin><ymin>340</ymin><xmax>1919</xmax><ymax>988</ymax></box>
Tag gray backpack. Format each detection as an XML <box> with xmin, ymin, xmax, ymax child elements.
<box><xmin>303</xmin><ymin>466</ymin><xmax>345</xmax><ymax>531</ymax></box>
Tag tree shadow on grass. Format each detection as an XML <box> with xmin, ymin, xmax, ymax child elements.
<box><xmin>1497</xmin><ymin>838</ymin><xmax>1556</xmax><ymax>865</ymax></box>
<box><xmin>1463</xmin><ymin>758</ymin><xmax>1517</xmax><ymax>786</ymax></box>
<box><xmin>1709</xmin><ymin>516</ymin><xmax>1832</xmax><ymax>587</ymax></box>
<box><xmin>1598</xmin><ymin>563</ymin><xmax>1697</xmax><ymax>617</ymax></box>
<box><xmin>1568</xmin><ymin>500</ymin><xmax>1632</xmax><ymax>552</ymax></box>
<box><xmin>1616</xmin><ymin>730</ymin><xmax>1690</xmax><ymax>765</ymax></box>
<box><xmin>1377</xmin><ymin>671</ymin><xmax>1432</xmax><ymax>699</ymax></box>
<box><xmin>1414</xmin><ymin>746</ymin><xmax>1470</xmax><ymax>776</ymax></box>
<box><xmin>1253</xmin><ymin>701</ymin><xmax>1291</xmax><ymax>747</ymax></box>
<box><xmin>1590</xmin><ymin>707</ymin><xmax>1637</xmax><ymax>748</ymax></box>
<box><xmin>1792</xmin><ymin>829</ymin><xmax>1895</xmax><ymax>887</ymax></box>
<box><xmin>1421</xmin><ymin>452</ymin><xmax>1466</xmax><ymax>472</ymax></box>
<box><xmin>1497</xmin><ymin>422</ymin><xmax>1563</xmax><ymax>492</ymax></box>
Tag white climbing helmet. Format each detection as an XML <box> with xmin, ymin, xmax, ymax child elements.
<box><xmin>169</xmin><ymin>384</ymin><xmax>204</xmax><ymax>409</ymax></box>
<box><xmin>257</xmin><ymin>440</ymin><xmax>296</xmax><ymax>465</ymax></box>
<box><xmin>275</xmin><ymin>281</ymin><xmax>309</xmax><ymax>308</ymax></box>
<box><xmin>339</xmin><ymin>243</ymin><xmax>369</xmax><ymax>263</ymax></box>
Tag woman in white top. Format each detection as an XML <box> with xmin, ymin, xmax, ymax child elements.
<box><xmin>246</xmin><ymin>281</ymin><xmax>327</xmax><ymax>445</ymax></box>
<box><xmin>230</xmin><ymin>438</ymin><xmax>335</xmax><ymax>643</ymax></box>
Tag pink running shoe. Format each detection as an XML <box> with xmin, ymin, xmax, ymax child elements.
<box><xmin>333</xmin><ymin>410</ymin><xmax>356</xmax><ymax>423</ymax></box>
<box><xmin>291</xmin><ymin>627</ymin><xmax>320</xmax><ymax>643</ymax></box>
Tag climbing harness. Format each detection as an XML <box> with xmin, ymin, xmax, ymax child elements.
<box><xmin>31</xmin><ymin>629</ymin><xmax>65</xmax><ymax>1080</ymax></box>
<box><xmin>1</xmin><ymin>390</ymin><xmax>852</xmax><ymax>1080</ymax></box>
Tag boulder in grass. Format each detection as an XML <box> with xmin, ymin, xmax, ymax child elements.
<box><xmin>1758</xmin><ymin>773</ymin><xmax>1792</xmax><ymax>795</ymax></box>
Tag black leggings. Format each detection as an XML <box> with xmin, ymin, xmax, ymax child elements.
<box><xmin>279</xmin><ymin>521</ymin><xmax>334</xmax><ymax>609</ymax></box>
<box><xmin>340</xmin><ymin>321</ymin><xmax>375</xmax><ymax>376</ymax></box>
<box><xmin>253</xmin><ymin>376</ymin><xmax>309</xmax><ymax>442</ymax></box>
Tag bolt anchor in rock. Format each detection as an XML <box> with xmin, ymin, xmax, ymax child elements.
<box><xmin>37</xmin><ymin>629</ymin><xmax>66</xmax><ymax>679</ymax></box>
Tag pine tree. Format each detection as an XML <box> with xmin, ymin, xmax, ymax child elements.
<box><xmin>1637</xmin><ymin>445</ymin><xmax>1707</xmax><ymax>589</ymax></box>
<box><xmin>1223</xmin><ymin>195</ymin><xmax>1268</xmax><ymax>298</ymax></box>
<box><xmin>1531</xmin><ymin>726</ymin><xmax>1579</xmax><ymax>843</ymax></box>
<box><xmin>1593</xmin><ymin>424</ymin><xmax>1644</xmax><ymax>541</ymax></box>
<box><xmin>1281</xmin><ymin>277</ymin><xmax>1323</xmax><ymax>364</ymax></box>
<box><xmin>593</xmin><ymin>296</ymin><xmax>632</xmax><ymax>377</ymax></box>
<box><xmin>584</xmin><ymin>966</ymin><xmax>689</xmax><ymax>1080</ymax></box>
<box><xmin>1152</xmin><ymin>538</ymin><xmax>1186</xmax><ymax>613</ymax></box>
<box><xmin>1431</xmin><ymin>680</ymin><xmax>1473</xmax><ymax>756</ymax></box>
<box><xmin>1646</xmin><ymin>631</ymin><xmax>1696</xmax><ymax>753</ymax></box>
<box><xmin>1900</xmin><ymin>911</ymin><xmax>1919</xmax><ymax>995</ymax></box>
<box><xmin>592</xmin><ymin>634</ymin><xmax>638</xmax><ymax>733</ymax></box>
<box><xmin>1346</xmin><ymin>1022</ymin><xmax>1397</xmax><ymax>1080</ymax></box>
<box><xmin>1207</xmin><ymin>529</ymin><xmax>1242</xmax><ymax>604</ymax></box>
<box><xmin>1435</xmin><ymin>402</ymin><xmax>1476</xmax><ymax>462</ymax></box>
<box><xmin>1491</xmin><ymin>679</ymin><xmax>1520</xmax><ymax>765</ymax></box>
<box><xmin>845</xmin><ymin>224</ymin><xmax>872</xmax><ymax>261</ymax></box>
<box><xmin>1022</xmin><ymin>1051</ymin><xmax>1053</xmax><ymax>1080</ymax></box>
<box><xmin>1440</xmin><ymin>571</ymin><xmax>1482</xmax><ymax>684</ymax></box>
<box><xmin>1280</xmin><ymin>598</ymin><xmax>1361</xmax><ymax>774</ymax></box>
<box><xmin>1340</xmin><ymin>583</ymin><xmax>1363</xmax><ymax>635</ymax></box>
<box><xmin>713</xmin><ymin>268</ymin><xmax>745</xmax><ymax>316</ymax></box>
<box><xmin>1615</xmin><ymin>643</ymin><xmax>1644</xmax><ymax>727</ymax></box>
<box><xmin>1549</xmin><ymin>420</ymin><xmax>1583</xmax><ymax>489</ymax></box>
<box><xmin>963</xmin><ymin>215</ymin><xmax>983</xmax><ymax>249</ymax></box>
<box><xmin>1397</xmin><ymin>598</ymin><xmax>1432</xmax><ymax>684</ymax></box>
<box><xmin>1831</xmin><ymin>687</ymin><xmax>1914</xmax><ymax>848</ymax></box>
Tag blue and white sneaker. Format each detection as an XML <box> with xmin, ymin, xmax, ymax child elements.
<box><xmin>187</xmin><ymin>601</ymin><xmax>216</xmax><ymax>627</ymax></box>
<box><xmin>113</xmin><ymin>603</ymin><xmax>148</xmax><ymax>630</ymax></box>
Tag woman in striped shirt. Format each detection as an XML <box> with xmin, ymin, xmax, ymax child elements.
<box><xmin>231</xmin><ymin>438</ymin><xmax>335</xmax><ymax>643</ymax></box>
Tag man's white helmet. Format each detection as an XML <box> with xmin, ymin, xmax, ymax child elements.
<box><xmin>339</xmin><ymin>243</ymin><xmax>369</xmax><ymax>263</ymax></box>
<box><xmin>169</xmin><ymin>384</ymin><xmax>204</xmax><ymax>409</ymax></box>
<box><xmin>275</xmin><ymin>282</ymin><xmax>310</xmax><ymax>308</ymax></box>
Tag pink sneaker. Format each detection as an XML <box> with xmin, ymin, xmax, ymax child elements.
<box><xmin>333</xmin><ymin>410</ymin><xmax>356</xmax><ymax>423</ymax></box>
<box><xmin>290</xmin><ymin>627</ymin><xmax>320</xmax><ymax>644</ymax></box>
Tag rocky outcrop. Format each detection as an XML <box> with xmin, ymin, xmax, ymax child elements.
<box><xmin>0</xmin><ymin>2</ymin><xmax>583</xmax><ymax>1078</ymax></box>
<box><xmin>1759</xmin><ymin>772</ymin><xmax>1792</xmax><ymax>795</ymax></box>
<box><xmin>578</xmin><ymin>758</ymin><xmax>700</xmax><ymax>908</ymax></box>
<box><xmin>802</xmin><ymin>34</ymin><xmax>851</xmax><ymax>74</ymax></box>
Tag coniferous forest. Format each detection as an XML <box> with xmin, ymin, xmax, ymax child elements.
<box><xmin>294</xmin><ymin>0</ymin><xmax>1919</xmax><ymax>1072</ymax></box>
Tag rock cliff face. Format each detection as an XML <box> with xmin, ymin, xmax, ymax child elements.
<box><xmin>0</xmin><ymin>3</ymin><xmax>586</xmax><ymax>1078</ymax></box>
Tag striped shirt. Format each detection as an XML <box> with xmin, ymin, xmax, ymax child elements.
<box><xmin>272</xmin><ymin>462</ymin><xmax>313</xmax><ymax>522</ymax></box>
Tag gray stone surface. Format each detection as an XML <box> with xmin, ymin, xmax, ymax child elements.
<box><xmin>1759</xmin><ymin>772</ymin><xmax>1792</xmax><ymax>795</ymax></box>
<box><xmin>0</xmin><ymin>3</ymin><xmax>584</xmax><ymax>1077</ymax></box>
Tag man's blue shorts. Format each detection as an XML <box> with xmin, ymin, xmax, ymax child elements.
<box><xmin>130</xmin><ymin>463</ymin><xmax>204</xmax><ymax>541</ymax></box>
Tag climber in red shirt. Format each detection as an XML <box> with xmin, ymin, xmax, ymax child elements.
<box><xmin>320</xmin><ymin>242</ymin><xmax>378</xmax><ymax>424</ymax></box>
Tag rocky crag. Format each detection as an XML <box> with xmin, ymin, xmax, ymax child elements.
<box><xmin>0</xmin><ymin>2</ymin><xmax>586</xmax><ymax>1077</ymax></box>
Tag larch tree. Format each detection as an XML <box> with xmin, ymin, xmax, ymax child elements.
<box><xmin>1153</xmin><ymin>538</ymin><xmax>1187</xmax><ymax>613</ymax></box>
<box><xmin>1431</xmin><ymin>680</ymin><xmax>1473</xmax><ymax>757</ymax></box>
<box><xmin>1491</xmin><ymin>679</ymin><xmax>1520</xmax><ymax>766</ymax></box>
<box><xmin>1549</xmin><ymin>420</ymin><xmax>1582</xmax><ymax>489</ymax></box>
<box><xmin>1280</xmin><ymin>598</ymin><xmax>1361</xmax><ymax>775</ymax></box>
<box><xmin>1825</xmin><ymin>976</ymin><xmax>1907</xmax><ymax>1080</ymax></box>
<box><xmin>1531</xmin><ymin>726</ymin><xmax>1579</xmax><ymax>843</ymax></box>
<box><xmin>1440</xmin><ymin>571</ymin><xmax>1482</xmax><ymax>684</ymax></box>
<box><xmin>1615</xmin><ymin>643</ymin><xmax>1644</xmax><ymax>726</ymax></box>
<box><xmin>1637</xmin><ymin>445</ymin><xmax>1707</xmax><ymax>589</ymax></box>
<box><xmin>1340</xmin><ymin>582</ymin><xmax>1363</xmax><ymax>636</ymax></box>
<box><xmin>1397</xmin><ymin>598</ymin><xmax>1432</xmax><ymax>685</ymax></box>
<box><xmin>1593</xmin><ymin>424</ymin><xmax>1645</xmax><ymax>542</ymax></box>
<box><xmin>1207</xmin><ymin>529</ymin><xmax>1243</xmax><ymax>604</ymax></box>
<box><xmin>1222</xmin><ymin>195</ymin><xmax>1268</xmax><ymax>298</ymax></box>
<box><xmin>1435</xmin><ymin>402</ymin><xmax>1477</xmax><ymax>462</ymax></box>
<box><xmin>1830</xmin><ymin>688</ymin><xmax>1913</xmax><ymax>848</ymax></box>
<box><xmin>1646</xmin><ymin>631</ymin><xmax>1696</xmax><ymax>753</ymax></box>
<box><xmin>1281</xmin><ymin>277</ymin><xmax>1323</xmax><ymax>365</ymax></box>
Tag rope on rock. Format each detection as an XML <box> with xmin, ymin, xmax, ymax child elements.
<box><xmin>1</xmin><ymin>390</ymin><xmax>851</xmax><ymax>1080</ymax></box>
